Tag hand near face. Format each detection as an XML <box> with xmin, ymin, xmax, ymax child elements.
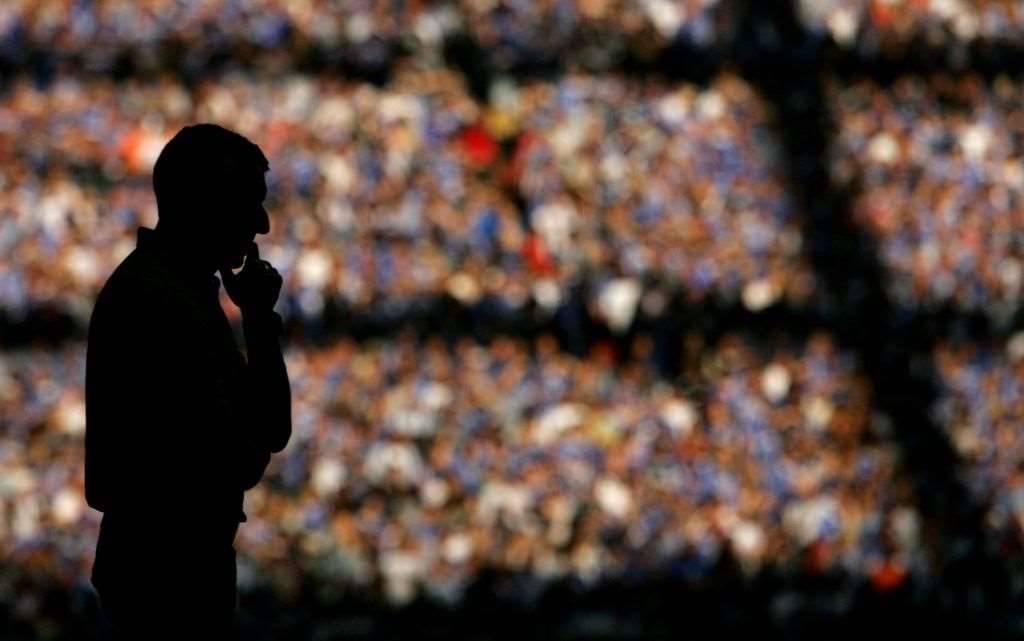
<box><xmin>219</xmin><ymin>242</ymin><xmax>282</xmax><ymax>315</ymax></box>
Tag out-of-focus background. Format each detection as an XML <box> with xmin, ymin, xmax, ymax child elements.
<box><xmin>5</xmin><ymin>1</ymin><xmax>1024</xmax><ymax>639</ymax></box>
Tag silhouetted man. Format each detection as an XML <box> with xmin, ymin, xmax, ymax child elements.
<box><xmin>85</xmin><ymin>124</ymin><xmax>291</xmax><ymax>639</ymax></box>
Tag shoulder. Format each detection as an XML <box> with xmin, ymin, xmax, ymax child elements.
<box><xmin>89</xmin><ymin>249</ymin><xmax>206</xmax><ymax>337</ymax></box>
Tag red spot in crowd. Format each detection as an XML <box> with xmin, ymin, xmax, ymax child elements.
<box><xmin>119</xmin><ymin>128</ymin><xmax>144</xmax><ymax>173</ymax></box>
<box><xmin>460</xmin><ymin>124</ymin><xmax>498</xmax><ymax>167</ymax></box>
<box><xmin>871</xmin><ymin>559</ymin><xmax>907</xmax><ymax>592</ymax></box>
<box><xmin>592</xmin><ymin>340</ymin><xmax>618</xmax><ymax>366</ymax></box>
<box><xmin>869</xmin><ymin>0</ymin><xmax>893</xmax><ymax>27</ymax></box>
<box><xmin>265</xmin><ymin>120</ymin><xmax>293</xmax><ymax>158</ymax></box>
<box><xmin>804</xmin><ymin>540</ymin><xmax>831</xmax><ymax>575</ymax></box>
<box><xmin>523</xmin><ymin>233</ymin><xmax>555</xmax><ymax>275</ymax></box>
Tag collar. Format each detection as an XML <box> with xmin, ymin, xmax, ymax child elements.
<box><xmin>136</xmin><ymin>226</ymin><xmax>221</xmax><ymax>299</ymax></box>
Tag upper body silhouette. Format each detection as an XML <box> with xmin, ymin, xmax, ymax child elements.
<box><xmin>84</xmin><ymin>124</ymin><xmax>291</xmax><ymax>639</ymax></box>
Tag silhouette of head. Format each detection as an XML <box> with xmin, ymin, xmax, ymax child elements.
<box><xmin>152</xmin><ymin>123</ymin><xmax>270</xmax><ymax>271</ymax></box>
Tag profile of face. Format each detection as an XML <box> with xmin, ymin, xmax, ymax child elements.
<box><xmin>203</xmin><ymin>169</ymin><xmax>270</xmax><ymax>271</ymax></box>
<box><xmin>153</xmin><ymin>124</ymin><xmax>272</xmax><ymax>272</ymax></box>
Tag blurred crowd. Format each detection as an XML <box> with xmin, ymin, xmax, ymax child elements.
<box><xmin>933</xmin><ymin>333</ymin><xmax>1024</xmax><ymax>557</ymax></box>
<box><xmin>510</xmin><ymin>72</ymin><xmax>811</xmax><ymax>312</ymax></box>
<box><xmin>0</xmin><ymin>0</ymin><xmax>454</xmax><ymax>75</ymax></box>
<box><xmin>455</xmin><ymin>0</ymin><xmax>729</xmax><ymax>70</ymax></box>
<box><xmin>0</xmin><ymin>0</ymin><xmax>730</xmax><ymax>75</ymax></box>
<box><xmin>0</xmin><ymin>331</ymin><xmax>924</xmax><ymax>636</ymax></box>
<box><xmin>10</xmin><ymin>1</ymin><xmax>1024</xmax><ymax>638</ymax></box>
<box><xmin>0</xmin><ymin>67</ymin><xmax>810</xmax><ymax>342</ymax></box>
<box><xmin>799</xmin><ymin>0</ymin><xmax>1024</xmax><ymax>51</ymax></box>
<box><xmin>830</xmin><ymin>73</ymin><xmax>1024</xmax><ymax>321</ymax></box>
<box><xmin>0</xmin><ymin>348</ymin><xmax>97</xmax><ymax>638</ymax></box>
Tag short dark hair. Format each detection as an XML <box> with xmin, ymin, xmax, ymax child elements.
<box><xmin>152</xmin><ymin>123</ymin><xmax>269</xmax><ymax>223</ymax></box>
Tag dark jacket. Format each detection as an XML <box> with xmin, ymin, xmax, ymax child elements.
<box><xmin>85</xmin><ymin>226</ymin><xmax>289</xmax><ymax>592</ymax></box>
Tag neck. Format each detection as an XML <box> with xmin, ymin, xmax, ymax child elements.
<box><xmin>152</xmin><ymin>222</ymin><xmax>217</xmax><ymax>277</ymax></box>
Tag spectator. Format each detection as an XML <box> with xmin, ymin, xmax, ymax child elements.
<box><xmin>0</xmin><ymin>331</ymin><xmax>924</xmax><ymax>637</ymax></box>
<box><xmin>831</xmin><ymin>73</ymin><xmax>1024</xmax><ymax>321</ymax></box>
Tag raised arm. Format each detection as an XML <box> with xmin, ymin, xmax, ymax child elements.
<box><xmin>240</xmin><ymin>309</ymin><xmax>291</xmax><ymax>453</ymax></box>
<box><xmin>88</xmin><ymin>271</ymin><xmax>273</xmax><ymax>519</ymax></box>
<box><xmin>221</xmin><ymin>242</ymin><xmax>292</xmax><ymax>456</ymax></box>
